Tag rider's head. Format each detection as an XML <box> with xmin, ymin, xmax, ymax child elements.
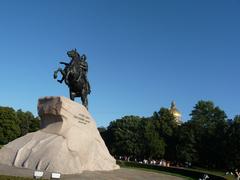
<box><xmin>81</xmin><ymin>54</ymin><xmax>87</xmax><ymax>61</ymax></box>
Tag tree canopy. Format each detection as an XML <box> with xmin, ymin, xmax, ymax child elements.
<box><xmin>0</xmin><ymin>107</ymin><xmax>40</xmax><ymax>145</ymax></box>
<box><xmin>1</xmin><ymin>100</ymin><xmax>239</xmax><ymax>171</ymax></box>
<box><xmin>100</xmin><ymin>100</ymin><xmax>240</xmax><ymax>170</ymax></box>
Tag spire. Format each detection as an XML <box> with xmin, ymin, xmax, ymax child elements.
<box><xmin>171</xmin><ymin>101</ymin><xmax>176</xmax><ymax>109</ymax></box>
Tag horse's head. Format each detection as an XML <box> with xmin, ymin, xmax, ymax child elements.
<box><xmin>67</xmin><ymin>49</ymin><xmax>80</xmax><ymax>59</ymax></box>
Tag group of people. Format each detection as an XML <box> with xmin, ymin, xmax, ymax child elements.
<box><xmin>225</xmin><ymin>169</ymin><xmax>240</xmax><ymax>179</ymax></box>
<box><xmin>118</xmin><ymin>155</ymin><xmax>240</xmax><ymax>179</ymax></box>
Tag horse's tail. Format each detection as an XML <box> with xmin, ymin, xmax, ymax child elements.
<box><xmin>87</xmin><ymin>81</ymin><xmax>91</xmax><ymax>94</ymax></box>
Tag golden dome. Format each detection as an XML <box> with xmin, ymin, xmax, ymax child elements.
<box><xmin>169</xmin><ymin>101</ymin><xmax>182</xmax><ymax>124</ymax></box>
<box><xmin>172</xmin><ymin>111</ymin><xmax>181</xmax><ymax>117</ymax></box>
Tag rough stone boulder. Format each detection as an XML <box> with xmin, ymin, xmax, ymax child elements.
<box><xmin>0</xmin><ymin>96</ymin><xmax>119</xmax><ymax>174</ymax></box>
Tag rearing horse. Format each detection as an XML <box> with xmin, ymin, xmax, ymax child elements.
<box><xmin>54</xmin><ymin>49</ymin><xmax>91</xmax><ymax>109</ymax></box>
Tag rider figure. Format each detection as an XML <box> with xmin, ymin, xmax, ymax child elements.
<box><xmin>79</xmin><ymin>54</ymin><xmax>91</xmax><ymax>94</ymax></box>
<box><xmin>55</xmin><ymin>50</ymin><xmax>91</xmax><ymax>94</ymax></box>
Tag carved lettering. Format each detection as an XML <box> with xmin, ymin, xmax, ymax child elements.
<box><xmin>74</xmin><ymin>114</ymin><xmax>90</xmax><ymax>125</ymax></box>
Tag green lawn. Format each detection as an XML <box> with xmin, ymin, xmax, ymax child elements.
<box><xmin>0</xmin><ymin>175</ymin><xmax>35</xmax><ymax>180</ymax></box>
<box><xmin>117</xmin><ymin>161</ymin><xmax>228</xmax><ymax>180</ymax></box>
<box><xmin>187</xmin><ymin>167</ymin><xmax>234</xmax><ymax>180</ymax></box>
<box><xmin>123</xmin><ymin>166</ymin><xmax>194</xmax><ymax>180</ymax></box>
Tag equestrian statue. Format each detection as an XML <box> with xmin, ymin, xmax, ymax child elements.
<box><xmin>54</xmin><ymin>49</ymin><xmax>91</xmax><ymax>109</ymax></box>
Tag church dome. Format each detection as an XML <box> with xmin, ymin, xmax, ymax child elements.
<box><xmin>169</xmin><ymin>101</ymin><xmax>182</xmax><ymax>124</ymax></box>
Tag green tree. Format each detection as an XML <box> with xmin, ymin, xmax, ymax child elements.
<box><xmin>104</xmin><ymin>116</ymin><xmax>166</xmax><ymax>160</ymax></box>
<box><xmin>176</xmin><ymin>122</ymin><xmax>198</xmax><ymax>164</ymax></box>
<box><xmin>28</xmin><ymin>116</ymin><xmax>40</xmax><ymax>132</ymax></box>
<box><xmin>225</xmin><ymin>115</ymin><xmax>240</xmax><ymax>169</ymax></box>
<box><xmin>152</xmin><ymin>108</ymin><xmax>178</xmax><ymax>161</ymax></box>
<box><xmin>16</xmin><ymin>110</ymin><xmax>40</xmax><ymax>136</ymax></box>
<box><xmin>153</xmin><ymin>108</ymin><xmax>177</xmax><ymax>137</ymax></box>
<box><xmin>189</xmin><ymin>100</ymin><xmax>228</xmax><ymax>168</ymax></box>
<box><xmin>16</xmin><ymin>110</ymin><xmax>29</xmax><ymax>136</ymax></box>
<box><xmin>143</xmin><ymin>119</ymin><xmax>165</xmax><ymax>159</ymax></box>
<box><xmin>0</xmin><ymin>107</ymin><xmax>21</xmax><ymax>144</ymax></box>
<box><xmin>106</xmin><ymin>116</ymin><xmax>143</xmax><ymax>158</ymax></box>
<box><xmin>98</xmin><ymin>126</ymin><xmax>107</xmax><ymax>133</ymax></box>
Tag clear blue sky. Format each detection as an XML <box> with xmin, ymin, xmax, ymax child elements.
<box><xmin>0</xmin><ymin>0</ymin><xmax>239</xmax><ymax>127</ymax></box>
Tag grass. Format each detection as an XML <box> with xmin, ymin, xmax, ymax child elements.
<box><xmin>118</xmin><ymin>161</ymin><xmax>195</xmax><ymax>179</ymax></box>
<box><xmin>117</xmin><ymin>160</ymin><xmax>227</xmax><ymax>180</ymax></box>
<box><xmin>0</xmin><ymin>175</ymin><xmax>35</xmax><ymax>180</ymax></box>
<box><xmin>187</xmin><ymin>167</ymin><xmax>234</xmax><ymax>180</ymax></box>
<box><xmin>122</xmin><ymin>166</ymin><xmax>194</xmax><ymax>180</ymax></box>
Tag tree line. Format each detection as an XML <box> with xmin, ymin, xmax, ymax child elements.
<box><xmin>0</xmin><ymin>106</ymin><xmax>40</xmax><ymax>145</ymax></box>
<box><xmin>0</xmin><ymin>101</ymin><xmax>239</xmax><ymax>171</ymax></box>
<box><xmin>99</xmin><ymin>100</ymin><xmax>240</xmax><ymax>170</ymax></box>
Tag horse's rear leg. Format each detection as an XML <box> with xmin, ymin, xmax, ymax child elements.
<box><xmin>70</xmin><ymin>90</ymin><xmax>75</xmax><ymax>101</ymax></box>
<box><xmin>81</xmin><ymin>95</ymin><xmax>88</xmax><ymax>110</ymax></box>
<box><xmin>53</xmin><ymin>69</ymin><xmax>60</xmax><ymax>79</ymax></box>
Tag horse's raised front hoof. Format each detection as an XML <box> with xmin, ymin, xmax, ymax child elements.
<box><xmin>54</xmin><ymin>72</ymin><xmax>57</xmax><ymax>79</ymax></box>
<box><xmin>57</xmin><ymin>80</ymin><xmax>62</xmax><ymax>83</ymax></box>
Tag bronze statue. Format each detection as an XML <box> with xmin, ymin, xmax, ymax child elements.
<box><xmin>54</xmin><ymin>49</ymin><xmax>91</xmax><ymax>109</ymax></box>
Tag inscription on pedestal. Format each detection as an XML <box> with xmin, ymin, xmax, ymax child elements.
<box><xmin>74</xmin><ymin>113</ymin><xmax>90</xmax><ymax>125</ymax></box>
